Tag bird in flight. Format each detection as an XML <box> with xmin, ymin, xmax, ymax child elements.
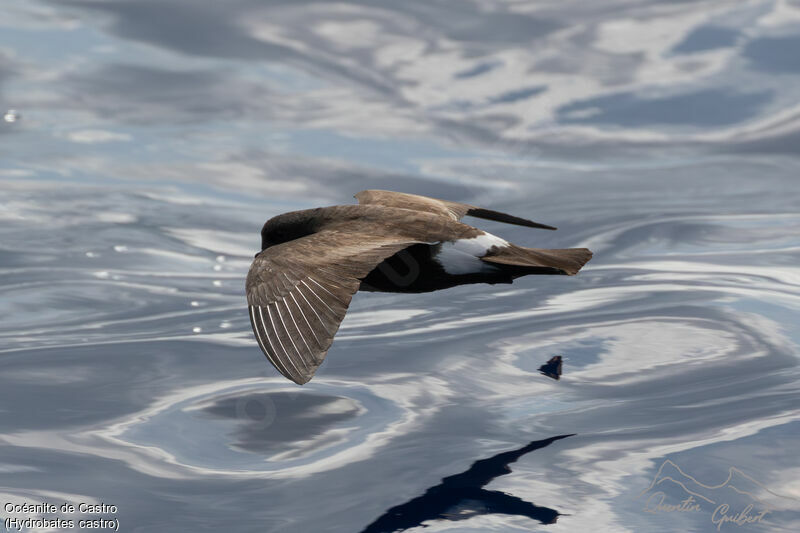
<box><xmin>246</xmin><ymin>190</ymin><xmax>592</xmax><ymax>384</ymax></box>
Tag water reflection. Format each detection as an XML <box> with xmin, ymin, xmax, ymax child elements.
<box><xmin>24</xmin><ymin>0</ymin><xmax>799</xmax><ymax>149</ymax></box>
<box><xmin>360</xmin><ymin>435</ymin><xmax>573</xmax><ymax>532</ymax></box>
<box><xmin>201</xmin><ymin>392</ymin><xmax>361</xmax><ymax>457</ymax></box>
<box><xmin>671</xmin><ymin>25</ymin><xmax>740</xmax><ymax>54</ymax></box>
<box><xmin>538</xmin><ymin>356</ymin><xmax>562</xmax><ymax>381</ymax></box>
<box><xmin>558</xmin><ymin>89</ymin><xmax>773</xmax><ymax>127</ymax></box>
<box><xmin>744</xmin><ymin>35</ymin><xmax>800</xmax><ymax>73</ymax></box>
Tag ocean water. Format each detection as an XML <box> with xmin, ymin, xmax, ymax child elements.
<box><xmin>1</xmin><ymin>1</ymin><xmax>799</xmax><ymax>532</ymax></box>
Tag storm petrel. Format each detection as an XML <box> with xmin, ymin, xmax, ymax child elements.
<box><xmin>246</xmin><ymin>190</ymin><xmax>592</xmax><ymax>384</ymax></box>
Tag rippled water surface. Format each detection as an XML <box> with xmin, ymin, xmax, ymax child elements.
<box><xmin>1</xmin><ymin>1</ymin><xmax>800</xmax><ymax>532</ymax></box>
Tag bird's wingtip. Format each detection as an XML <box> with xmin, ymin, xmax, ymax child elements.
<box><xmin>288</xmin><ymin>372</ymin><xmax>313</xmax><ymax>385</ymax></box>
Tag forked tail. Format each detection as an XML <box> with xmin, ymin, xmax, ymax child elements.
<box><xmin>481</xmin><ymin>245</ymin><xmax>593</xmax><ymax>276</ymax></box>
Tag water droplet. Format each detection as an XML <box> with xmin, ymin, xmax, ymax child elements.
<box><xmin>212</xmin><ymin>280</ymin><xmax>222</xmax><ymax>287</ymax></box>
<box><xmin>219</xmin><ymin>321</ymin><xmax>231</xmax><ymax>329</ymax></box>
<box><xmin>113</xmin><ymin>245</ymin><xmax>128</xmax><ymax>252</ymax></box>
<box><xmin>216</xmin><ymin>255</ymin><xmax>226</xmax><ymax>263</ymax></box>
<box><xmin>192</xmin><ymin>327</ymin><xmax>202</xmax><ymax>333</ymax></box>
<box><xmin>85</xmin><ymin>251</ymin><xmax>98</xmax><ymax>258</ymax></box>
<box><xmin>213</xmin><ymin>264</ymin><xmax>222</xmax><ymax>271</ymax></box>
<box><xmin>94</xmin><ymin>271</ymin><xmax>110</xmax><ymax>279</ymax></box>
<box><xmin>190</xmin><ymin>301</ymin><xmax>200</xmax><ymax>307</ymax></box>
<box><xmin>3</xmin><ymin>110</ymin><xmax>19</xmax><ymax>123</ymax></box>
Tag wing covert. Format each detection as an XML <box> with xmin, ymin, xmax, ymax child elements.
<box><xmin>354</xmin><ymin>189</ymin><xmax>557</xmax><ymax>230</ymax></box>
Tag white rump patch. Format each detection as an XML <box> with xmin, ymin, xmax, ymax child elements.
<box><xmin>434</xmin><ymin>232</ymin><xmax>509</xmax><ymax>275</ymax></box>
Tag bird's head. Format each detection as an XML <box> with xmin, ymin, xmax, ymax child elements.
<box><xmin>259</xmin><ymin>209</ymin><xmax>322</xmax><ymax>253</ymax></box>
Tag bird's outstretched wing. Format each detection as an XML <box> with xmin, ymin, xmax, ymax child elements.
<box><xmin>355</xmin><ymin>190</ymin><xmax>557</xmax><ymax>230</ymax></box>
<box><xmin>246</xmin><ymin>230</ymin><xmax>417</xmax><ymax>384</ymax></box>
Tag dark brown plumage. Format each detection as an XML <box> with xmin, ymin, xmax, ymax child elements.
<box><xmin>246</xmin><ymin>190</ymin><xmax>592</xmax><ymax>384</ymax></box>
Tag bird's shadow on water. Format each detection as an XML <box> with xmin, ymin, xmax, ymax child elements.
<box><xmin>359</xmin><ymin>434</ymin><xmax>574</xmax><ymax>532</ymax></box>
